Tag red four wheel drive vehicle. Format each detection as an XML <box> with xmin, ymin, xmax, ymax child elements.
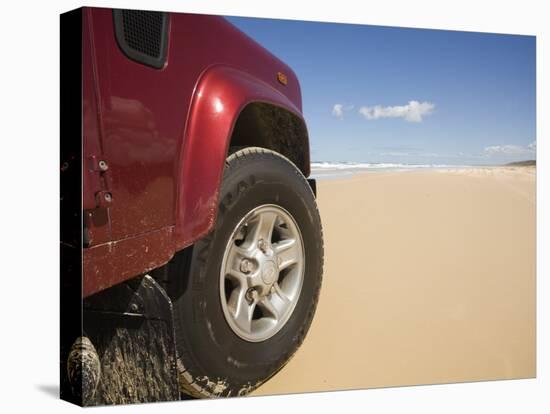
<box><xmin>61</xmin><ymin>7</ymin><xmax>323</xmax><ymax>404</ymax></box>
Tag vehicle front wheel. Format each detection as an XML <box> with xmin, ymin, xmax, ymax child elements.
<box><xmin>167</xmin><ymin>147</ymin><xmax>324</xmax><ymax>398</ymax></box>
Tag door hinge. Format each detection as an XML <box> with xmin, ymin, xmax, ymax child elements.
<box><xmin>87</xmin><ymin>155</ymin><xmax>112</xmax><ymax>208</ymax></box>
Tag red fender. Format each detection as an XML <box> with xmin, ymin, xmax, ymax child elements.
<box><xmin>174</xmin><ymin>65</ymin><xmax>304</xmax><ymax>250</ymax></box>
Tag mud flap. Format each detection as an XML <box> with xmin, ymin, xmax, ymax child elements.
<box><xmin>72</xmin><ymin>275</ymin><xmax>180</xmax><ymax>406</ymax></box>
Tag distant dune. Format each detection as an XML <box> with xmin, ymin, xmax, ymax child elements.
<box><xmin>506</xmin><ymin>160</ymin><xmax>536</xmax><ymax>166</ymax></box>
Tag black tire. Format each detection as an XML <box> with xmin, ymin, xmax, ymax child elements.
<box><xmin>167</xmin><ymin>147</ymin><xmax>323</xmax><ymax>398</ymax></box>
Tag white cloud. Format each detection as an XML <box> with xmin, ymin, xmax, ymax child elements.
<box><xmin>359</xmin><ymin>100</ymin><xmax>435</xmax><ymax>123</ymax></box>
<box><xmin>332</xmin><ymin>104</ymin><xmax>344</xmax><ymax>119</ymax></box>
<box><xmin>332</xmin><ymin>103</ymin><xmax>354</xmax><ymax>119</ymax></box>
<box><xmin>484</xmin><ymin>141</ymin><xmax>536</xmax><ymax>157</ymax></box>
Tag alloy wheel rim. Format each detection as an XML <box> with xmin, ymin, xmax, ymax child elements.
<box><xmin>219</xmin><ymin>204</ymin><xmax>305</xmax><ymax>342</ymax></box>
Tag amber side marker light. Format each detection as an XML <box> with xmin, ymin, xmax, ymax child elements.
<box><xmin>277</xmin><ymin>71</ymin><xmax>288</xmax><ymax>86</ymax></box>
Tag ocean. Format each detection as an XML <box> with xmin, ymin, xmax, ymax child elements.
<box><xmin>310</xmin><ymin>162</ymin><xmax>473</xmax><ymax>179</ymax></box>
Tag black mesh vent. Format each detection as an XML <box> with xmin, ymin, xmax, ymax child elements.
<box><xmin>113</xmin><ymin>9</ymin><xmax>169</xmax><ymax>69</ymax></box>
<box><xmin>121</xmin><ymin>10</ymin><xmax>164</xmax><ymax>58</ymax></box>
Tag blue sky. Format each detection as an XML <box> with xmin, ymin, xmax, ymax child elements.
<box><xmin>226</xmin><ymin>16</ymin><xmax>536</xmax><ymax>165</ymax></box>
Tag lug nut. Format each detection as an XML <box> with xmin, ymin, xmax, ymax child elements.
<box><xmin>240</xmin><ymin>259</ymin><xmax>253</xmax><ymax>273</ymax></box>
<box><xmin>246</xmin><ymin>288</ymin><xmax>258</xmax><ymax>303</ymax></box>
<box><xmin>258</xmin><ymin>239</ymin><xmax>268</xmax><ymax>253</ymax></box>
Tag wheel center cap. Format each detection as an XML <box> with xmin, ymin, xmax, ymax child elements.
<box><xmin>261</xmin><ymin>260</ymin><xmax>278</xmax><ymax>285</ymax></box>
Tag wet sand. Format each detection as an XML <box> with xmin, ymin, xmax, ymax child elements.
<box><xmin>254</xmin><ymin>167</ymin><xmax>536</xmax><ymax>396</ymax></box>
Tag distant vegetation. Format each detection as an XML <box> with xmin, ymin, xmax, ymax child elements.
<box><xmin>506</xmin><ymin>160</ymin><xmax>536</xmax><ymax>166</ymax></box>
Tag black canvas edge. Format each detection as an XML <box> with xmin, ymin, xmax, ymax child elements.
<box><xmin>60</xmin><ymin>7</ymin><xmax>83</xmax><ymax>407</ymax></box>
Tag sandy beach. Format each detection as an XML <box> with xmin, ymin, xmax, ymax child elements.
<box><xmin>254</xmin><ymin>166</ymin><xmax>536</xmax><ymax>396</ymax></box>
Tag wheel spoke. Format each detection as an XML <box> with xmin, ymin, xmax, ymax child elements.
<box><xmin>274</xmin><ymin>239</ymin><xmax>299</xmax><ymax>271</ymax></box>
<box><xmin>250</xmin><ymin>211</ymin><xmax>278</xmax><ymax>245</ymax></box>
<box><xmin>271</xmin><ymin>283</ymin><xmax>291</xmax><ymax>311</ymax></box>
<box><xmin>226</xmin><ymin>269</ymin><xmax>248</xmax><ymax>286</ymax></box>
<box><xmin>258</xmin><ymin>296</ymin><xmax>280</xmax><ymax>320</ymax></box>
<box><xmin>228</xmin><ymin>288</ymin><xmax>255</xmax><ymax>333</ymax></box>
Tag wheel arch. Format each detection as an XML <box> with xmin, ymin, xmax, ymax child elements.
<box><xmin>229</xmin><ymin>102</ymin><xmax>310</xmax><ymax>177</ymax></box>
<box><xmin>174</xmin><ymin>65</ymin><xmax>310</xmax><ymax>251</ymax></box>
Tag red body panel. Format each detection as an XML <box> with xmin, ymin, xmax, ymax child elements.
<box><xmin>82</xmin><ymin>8</ymin><xmax>307</xmax><ymax>297</ymax></box>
